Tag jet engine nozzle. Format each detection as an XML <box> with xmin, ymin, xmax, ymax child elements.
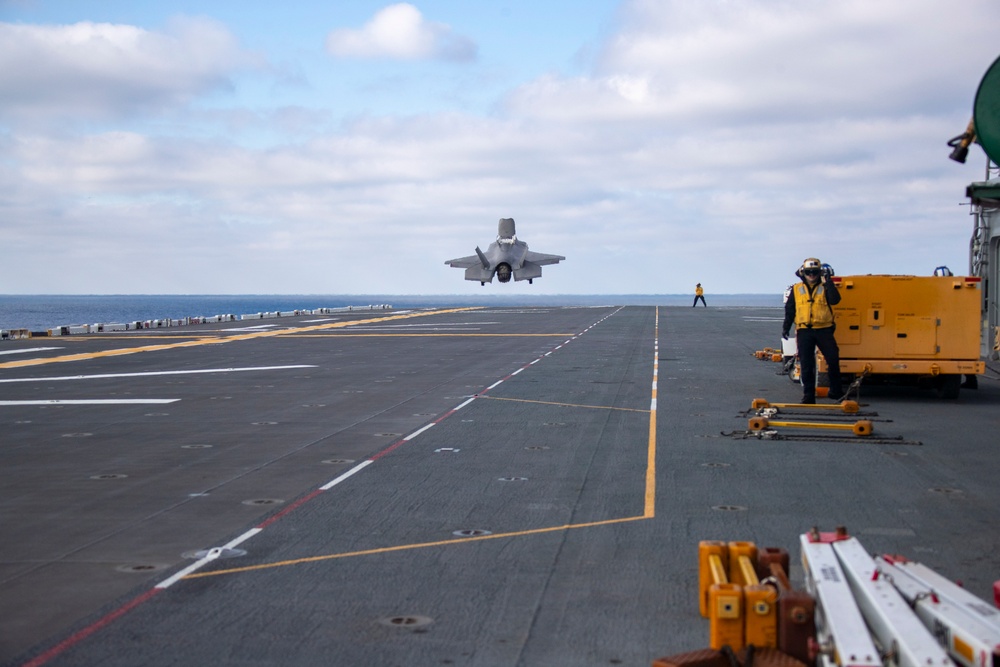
<box><xmin>496</xmin><ymin>263</ymin><xmax>512</xmax><ymax>283</ymax></box>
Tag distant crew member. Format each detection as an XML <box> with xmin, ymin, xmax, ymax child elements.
<box><xmin>782</xmin><ymin>258</ymin><xmax>844</xmax><ymax>404</ymax></box>
<box><xmin>692</xmin><ymin>283</ymin><xmax>707</xmax><ymax>307</ymax></box>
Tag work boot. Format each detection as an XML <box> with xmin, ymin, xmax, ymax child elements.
<box><xmin>829</xmin><ymin>387</ymin><xmax>845</xmax><ymax>402</ymax></box>
<box><xmin>800</xmin><ymin>394</ymin><xmax>816</xmax><ymax>404</ymax></box>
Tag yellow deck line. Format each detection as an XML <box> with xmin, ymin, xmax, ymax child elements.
<box><xmin>184</xmin><ymin>306</ymin><xmax>661</xmax><ymax>580</ymax></box>
<box><xmin>0</xmin><ymin>308</ymin><xmax>483</xmax><ymax>370</ymax></box>
<box><xmin>283</xmin><ymin>333</ymin><xmax>574</xmax><ymax>337</ymax></box>
<box><xmin>645</xmin><ymin>307</ymin><xmax>658</xmax><ymax>518</ymax></box>
<box><xmin>185</xmin><ymin>516</ymin><xmax>649</xmax><ymax>579</ymax></box>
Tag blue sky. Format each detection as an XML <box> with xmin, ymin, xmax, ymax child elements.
<box><xmin>1</xmin><ymin>0</ymin><xmax>998</xmax><ymax>295</ymax></box>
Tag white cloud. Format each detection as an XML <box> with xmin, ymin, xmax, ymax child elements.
<box><xmin>502</xmin><ymin>0</ymin><xmax>995</xmax><ymax>125</ymax></box>
<box><xmin>2</xmin><ymin>0</ymin><xmax>999</xmax><ymax>295</ymax></box>
<box><xmin>0</xmin><ymin>16</ymin><xmax>262</xmax><ymax>122</ymax></box>
<box><xmin>325</xmin><ymin>4</ymin><xmax>476</xmax><ymax>62</ymax></box>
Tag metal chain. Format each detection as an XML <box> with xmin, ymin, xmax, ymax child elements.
<box><xmin>721</xmin><ymin>430</ymin><xmax>922</xmax><ymax>446</ymax></box>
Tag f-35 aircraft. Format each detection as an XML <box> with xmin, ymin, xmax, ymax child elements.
<box><xmin>445</xmin><ymin>218</ymin><xmax>565</xmax><ymax>285</ymax></box>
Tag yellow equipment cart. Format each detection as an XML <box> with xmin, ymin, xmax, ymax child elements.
<box><xmin>818</xmin><ymin>274</ymin><xmax>985</xmax><ymax>399</ymax></box>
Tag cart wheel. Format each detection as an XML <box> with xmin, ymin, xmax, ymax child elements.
<box><xmin>788</xmin><ymin>360</ymin><xmax>801</xmax><ymax>383</ymax></box>
<box><xmin>853</xmin><ymin>420</ymin><xmax>873</xmax><ymax>436</ymax></box>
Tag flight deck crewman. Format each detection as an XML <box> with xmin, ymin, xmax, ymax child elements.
<box><xmin>692</xmin><ymin>283</ymin><xmax>706</xmax><ymax>307</ymax></box>
<box><xmin>782</xmin><ymin>257</ymin><xmax>844</xmax><ymax>404</ymax></box>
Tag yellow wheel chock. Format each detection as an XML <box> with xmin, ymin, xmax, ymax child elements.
<box><xmin>753</xmin><ymin>348</ymin><xmax>785</xmax><ymax>362</ymax></box>
<box><xmin>748</xmin><ymin>416</ymin><xmax>873</xmax><ymax>436</ymax></box>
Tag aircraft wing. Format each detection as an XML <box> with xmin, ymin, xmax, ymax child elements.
<box><xmin>523</xmin><ymin>250</ymin><xmax>565</xmax><ymax>266</ymax></box>
<box><xmin>446</xmin><ymin>246</ymin><xmax>493</xmax><ymax>269</ymax></box>
<box><xmin>445</xmin><ymin>254</ymin><xmax>483</xmax><ymax>269</ymax></box>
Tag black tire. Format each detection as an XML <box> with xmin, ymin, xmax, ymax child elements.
<box><xmin>936</xmin><ymin>374</ymin><xmax>961</xmax><ymax>400</ymax></box>
<box><xmin>788</xmin><ymin>359</ymin><xmax>801</xmax><ymax>384</ymax></box>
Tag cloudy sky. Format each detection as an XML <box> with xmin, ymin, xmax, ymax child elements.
<box><xmin>1</xmin><ymin>0</ymin><xmax>998</xmax><ymax>295</ymax></box>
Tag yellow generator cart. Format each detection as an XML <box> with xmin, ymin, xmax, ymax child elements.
<box><xmin>818</xmin><ymin>275</ymin><xmax>985</xmax><ymax>399</ymax></box>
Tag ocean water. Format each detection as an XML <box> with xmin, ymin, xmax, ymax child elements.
<box><xmin>0</xmin><ymin>294</ymin><xmax>782</xmax><ymax>332</ymax></box>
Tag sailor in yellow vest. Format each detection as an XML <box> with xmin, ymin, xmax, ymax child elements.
<box><xmin>692</xmin><ymin>283</ymin><xmax>706</xmax><ymax>307</ymax></box>
<box><xmin>781</xmin><ymin>257</ymin><xmax>844</xmax><ymax>403</ymax></box>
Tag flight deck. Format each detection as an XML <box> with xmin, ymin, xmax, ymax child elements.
<box><xmin>2</xmin><ymin>306</ymin><xmax>998</xmax><ymax>666</ymax></box>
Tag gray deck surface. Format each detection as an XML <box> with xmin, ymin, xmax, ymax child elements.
<box><xmin>2</xmin><ymin>305</ymin><xmax>998</xmax><ymax>666</ymax></box>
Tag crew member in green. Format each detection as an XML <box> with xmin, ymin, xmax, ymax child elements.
<box><xmin>782</xmin><ymin>258</ymin><xmax>844</xmax><ymax>403</ymax></box>
<box><xmin>692</xmin><ymin>283</ymin><xmax>706</xmax><ymax>307</ymax></box>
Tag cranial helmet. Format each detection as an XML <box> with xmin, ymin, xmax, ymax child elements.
<box><xmin>796</xmin><ymin>257</ymin><xmax>823</xmax><ymax>279</ymax></box>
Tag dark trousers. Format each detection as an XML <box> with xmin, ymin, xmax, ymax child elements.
<box><xmin>693</xmin><ymin>295</ymin><xmax>706</xmax><ymax>307</ymax></box>
<box><xmin>797</xmin><ymin>326</ymin><xmax>843</xmax><ymax>398</ymax></box>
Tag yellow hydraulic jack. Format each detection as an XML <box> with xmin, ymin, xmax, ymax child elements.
<box><xmin>748</xmin><ymin>415</ymin><xmax>874</xmax><ymax>436</ymax></box>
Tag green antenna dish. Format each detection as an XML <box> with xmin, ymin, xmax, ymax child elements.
<box><xmin>974</xmin><ymin>55</ymin><xmax>1000</xmax><ymax>164</ymax></box>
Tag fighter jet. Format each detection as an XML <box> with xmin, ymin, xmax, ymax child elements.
<box><xmin>445</xmin><ymin>218</ymin><xmax>565</xmax><ymax>285</ymax></box>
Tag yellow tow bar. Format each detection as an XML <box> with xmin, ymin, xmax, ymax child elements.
<box><xmin>751</xmin><ymin>398</ymin><xmax>860</xmax><ymax>414</ymax></box>
<box><xmin>748</xmin><ymin>416</ymin><xmax>873</xmax><ymax>436</ymax></box>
